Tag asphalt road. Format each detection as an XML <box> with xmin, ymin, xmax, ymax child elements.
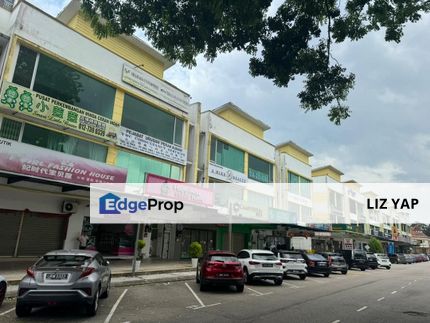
<box><xmin>1</xmin><ymin>262</ymin><xmax>429</xmax><ymax>323</ymax></box>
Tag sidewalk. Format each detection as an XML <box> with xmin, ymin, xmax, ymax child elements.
<box><xmin>0</xmin><ymin>257</ymin><xmax>194</xmax><ymax>285</ymax></box>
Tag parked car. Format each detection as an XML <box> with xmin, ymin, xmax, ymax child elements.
<box><xmin>341</xmin><ymin>250</ymin><xmax>367</xmax><ymax>271</ymax></box>
<box><xmin>422</xmin><ymin>254</ymin><xmax>429</xmax><ymax>262</ymax></box>
<box><xmin>388</xmin><ymin>253</ymin><xmax>406</xmax><ymax>264</ymax></box>
<box><xmin>405</xmin><ymin>254</ymin><xmax>415</xmax><ymax>264</ymax></box>
<box><xmin>276</xmin><ymin>250</ymin><xmax>308</xmax><ymax>280</ymax></box>
<box><xmin>301</xmin><ymin>253</ymin><xmax>331</xmax><ymax>277</ymax></box>
<box><xmin>374</xmin><ymin>254</ymin><xmax>391</xmax><ymax>269</ymax></box>
<box><xmin>16</xmin><ymin>250</ymin><xmax>111</xmax><ymax>317</ymax></box>
<box><xmin>0</xmin><ymin>275</ymin><xmax>7</xmax><ymax>307</ymax></box>
<box><xmin>237</xmin><ymin>249</ymin><xmax>283</xmax><ymax>285</ymax></box>
<box><xmin>366</xmin><ymin>253</ymin><xmax>379</xmax><ymax>270</ymax></box>
<box><xmin>320</xmin><ymin>252</ymin><xmax>348</xmax><ymax>274</ymax></box>
<box><xmin>196</xmin><ymin>251</ymin><xmax>244</xmax><ymax>292</ymax></box>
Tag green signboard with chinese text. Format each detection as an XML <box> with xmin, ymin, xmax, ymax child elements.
<box><xmin>0</xmin><ymin>81</ymin><xmax>119</xmax><ymax>142</ymax></box>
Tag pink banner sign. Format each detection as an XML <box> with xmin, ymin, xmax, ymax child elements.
<box><xmin>145</xmin><ymin>173</ymin><xmax>214</xmax><ymax>207</ymax></box>
<box><xmin>0</xmin><ymin>138</ymin><xmax>127</xmax><ymax>186</ymax></box>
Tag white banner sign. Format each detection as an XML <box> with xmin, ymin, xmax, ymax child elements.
<box><xmin>122</xmin><ymin>64</ymin><xmax>190</xmax><ymax>112</ymax></box>
<box><xmin>118</xmin><ymin>127</ymin><xmax>187</xmax><ymax>165</ymax></box>
<box><xmin>343</xmin><ymin>238</ymin><xmax>354</xmax><ymax>250</ymax></box>
<box><xmin>208</xmin><ymin>162</ymin><xmax>248</xmax><ymax>183</ymax></box>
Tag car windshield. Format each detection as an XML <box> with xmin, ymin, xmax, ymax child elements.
<box><xmin>307</xmin><ymin>254</ymin><xmax>326</xmax><ymax>261</ymax></box>
<box><xmin>355</xmin><ymin>253</ymin><xmax>366</xmax><ymax>259</ymax></box>
<box><xmin>37</xmin><ymin>255</ymin><xmax>91</xmax><ymax>268</ymax></box>
<box><xmin>280</xmin><ymin>253</ymin><xmax>303</xmax><ymax>259</ymax></box>
<box><xmin>332</xmin><ymin>256</ymin><xmax>345</xmax><ymax>262</ymax></box>
<box><xmin>209</xmin><ymin>255</ymin><xmax>238</xmax><ymax>262</ymax></box>
<box><xmin>252</xmin><ymin>253</ymin><xmax>277</xmax><ymax>260</ymax></box>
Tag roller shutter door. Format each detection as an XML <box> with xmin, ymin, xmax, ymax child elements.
<box><xmin>17</xmin><ymin>212</ymin><xmax>68</xmax><ymax>257</ymax></box>
<box><xmin>0</xmin><ymin>211</ymin><xmax>21</xmax><ymax>256</ymax></box>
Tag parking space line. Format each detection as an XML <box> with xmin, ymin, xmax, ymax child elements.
<box><xmin>0</xmin><ymin>307</ymin><xmax>15</xmax><ymax>316</ymax></box>
<box><xmin>104</xmin><ymin>289</ymin><xmax>128</xmax><ymax>323</ymax></box>
<box><xmin>246</xmin><ymin>287</ymin><xmax>272</xmax><ymax>296</ymax></box>
<box><xmin>377</xmin><ymin>297</ymin><xmax>385</xmax><ymax>301</ymax></box>
<box><xmin>184</xmin><ymin>283</ymin><xmax>221</xmax><ymax>310</ymax></box>
<box><xmin>283</xmin><ymin>282</ymin><xmax>301</xmax><ymax>288</ymax></box>
<box><xmin>306</xmin><ymin>277</ymin><xmax>325</xmax><ymax>284</ymax></box>
<box><xmin>391</xmin><ymin>291</ymin><xmax>397</xmax><ymax>294</ymax></box>
<box><xmin>356</xmin><ymin>306</ymin><xmax>368</xmax><ymax>312</ymax></box>
<box><xmin>331</xmin><ymin>320</ymin><xmax>341</xmax><ymax>323</ymax></box>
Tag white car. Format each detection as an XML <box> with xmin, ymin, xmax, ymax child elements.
<box><xmin>0</xmin><ymin>275</ymin><xmax>7</xmax><ymax>307</ymax></box>
<box><xmin>276</xmin><ymin>250</ymin><xmax>308</xmax><ymax>280</ymax></box>
<box><xmin>237</xmin><ymin>249</ymin><xmax>283</xmax><ymax>285</ymax></box>
<box><xmin>375</xmin><ymin>254</ymin><xmax>392</xmax><ymax>269</ymax></box>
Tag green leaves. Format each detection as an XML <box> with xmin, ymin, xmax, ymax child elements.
<box><xmin>81</xmin><ymin>0</ymin><xmax>430</xmax><ymax>124</ymax></box>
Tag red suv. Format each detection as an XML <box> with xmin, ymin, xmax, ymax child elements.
<box><xmin>196</xmin><ymin>251</ymin><xmax>244</xmax><ymax>292</ymax></box>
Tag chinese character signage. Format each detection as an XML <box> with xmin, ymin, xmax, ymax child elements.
<box><xmin>0</xmin><ymin>138</ymin><xmax>127</xmax><ymax>186</ymax></box>
<box><xmin>122</xmin><ymin>64</ymin><xmax>190</xmax><ymax>112</ymax></box>
<box><xmin>0</xmin><ymin>81</ymin><xmax>120</xmax><ymax>142</ymax></box>
<box><xmin>118</xmin><ymin>127</ymin><xmax>187</xmax><ymax>165</ymax></box>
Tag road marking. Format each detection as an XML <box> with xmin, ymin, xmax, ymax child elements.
<box><xmin>377</xmin><ymin>297</ymin><xmax>385</xmax><ymax>301</ymax></box>
<box><xmin>331</xmin><ymin>320</ymin><xmax>341</xmax><ymax>323</ymax></box>
<box><xmin>0</xmin><ymin>308</ymin><xmax>15</xmax><ymax>316</ymax></box>
<box><xmin>306</xmin><ymin>277</ymin><xmax>325</xmax><ymax>284</ymax></box>
<box><xmin>283</xmin><ymin>282</ymin><xmax>301</xmax><ymax>288</ymax></box>
<box><xmin>356</xmin><ymin>306</ymin><xmax>368</xmax><ymax>312</ymax></box>
<box><xmin>401</xmin><ymin>286</ymin><xmax>406</xmax><ymax>289</ymax></box>
<box><xmin>246</xmin><ymin>287</ymin><xmax>272</xmax><ymax>296</ymax></box>
<box><xmin>104</xmin><ymin>288</ymin><xmax>128</xmax><ymax>323</ymax></box>
<box><xmin>185</xmin><ymin>283</ymin><xmax>221</xmax><ymax>310</ymax></box>
<box><xmin>391</xmin><ymin>291</ymin><xmax>397</xmax><ymax>294</ymax></box>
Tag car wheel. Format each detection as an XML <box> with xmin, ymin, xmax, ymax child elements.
<box><xmin>0</xmin><ymin>281</ymin><xmax>6</xmax><ymax>306</ymax></box>
<box><xmin>371</xmin><ymin>266</ymin><xmax>376</xmax><ymax>270</ymax></box>
<box><xmin>86</xmin><ymin>288</ymin><xmax>100</xmax><ymax>316</ymax></box>
<box><xmin>15</xmin><ymin>302</ymin><xmax>32</xmax><ymax>317</ymax></box>
<box><xmin>199</xmin><ymin>279</ymin><xmax>208</xmax><ymax>292</ymax></box>
<box><xmin>386</xmin><ymin>266</ymin><xmax>391</xmax><ymax>270</ymax></box>
<box><xmin>244</xmin><ymin>268</ymin><xmax>252</xmax><ymax>284</ymax></box>
<box><xmin>274</xmin><ymin>278</ymin><xmax>283</xmax><ymax>286</ymax></box>
<box><xmin>100</xmin><ymin>277</ymin><xmax>111</xmax><ymax>299</ymax></box>
<box><xmin>236</xmin><ymin>284</ymin><xmax>244</xmax><ymax>293</ymax></box>
<box><xmin>360</xmin><ymin>268</ymin><xmax>366</xmax><ymax>271</ymax></box>
<box><xmin>195</xmin><ymin>268</ymin><xmax>200</xmax><ymax>284</ymax></box>
<box><xmin>341</xmin><ymin>271</ymin><xmax>348</xmax><ymax>275</ymax></box>
<box><xmin>299</xmin><ymin>274</ymin><xmax>306</xmax><ymax>280</ymax></box>
<box><xmin>324</xmin><ymin>273</ymin><xmax>330</xmax><ymax>278</ymax></box>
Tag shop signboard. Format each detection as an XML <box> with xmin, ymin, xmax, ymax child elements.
<box><xmin>0</xmin><ymin>138</ymin><xmax>127</xmax><ymax>186</ymax></box>
<box><xmin>118</xmin><ymin>127</ymin><xmax>187</xmax><ymax>165</ymax></box>
<box><xmin>343</xmin><ymin>238</ymin><xmax>354</xmax><ymax>250</ymax></box>
<box><xmin>122</xmin><ymin>64</ymin><xmax>190</xmax><ymax>112</ymax></box>
<box><xmin>145</xmin><ymin>173</ymin><xmax>214</xmax><ymax>207</ymax></box>
<box><xmin>0</xmin><ymin>81</ymin><xmax>120</xmax><ymax>142</ymax></box>
<box><xmin>208</xmin><ymin>161</ymin><xmax>248</xmax><ymax>183</ymax></box>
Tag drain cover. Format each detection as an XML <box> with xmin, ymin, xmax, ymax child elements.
<box><xmin>403</xmin><ymin>311</ymin><xmax>429</xmax><ymax>317</ymax></box>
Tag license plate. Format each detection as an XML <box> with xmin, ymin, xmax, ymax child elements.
<box><xmin>218</xmin><ymin>273</ymin><xmax>230</xmax><ymax>277</ymax></box>
<box><xmin>45</xmin><ymin>273</ymin><xmax>68</xmax><ymax>280</ymax></box>
<box><xmin>262</xmin><ymin>263</ymin><xmax>273</xmax><ymax>267</ymax></box>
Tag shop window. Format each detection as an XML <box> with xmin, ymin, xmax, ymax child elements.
<box><xmin>122</xmin><ymin>94</ymin><xmax>183</xmax><ymax>145</ymax></box>
<box><xmin>248</xmin><ymin>154</ymin><xmax>273</xmax><ymax>183</ymax></box>
<box><xmin>13</xmin><ymin>45</ymin><xmax>115</xmax><ymax>119</ymax></box>
<box><xmin>116</xmin><ymin>150</ymin><xmax>181</xmax><ymax>183</ymax></box>
<box><xmin>21</xmin><ymin>124</ymin><xmax>107</xmax><ymax>162</ymax></box>
<box><xmin>12</xmin><ymin>46</ymin><xmax>37</xmax><ymax>88</ymax></box>
<box><xmin>288</xmin><ymin>171</ymin><xmax>311</xmax><ymax>197</ymax></box>
<box><xmin>0</xmin><ymin>118</ymin><xmax>22</xmax><ymax>140</ymax></box>
<box><xmin>210</xmin><ymin>138</ymin><xmax>244</xmax><ymax>173</ymax></box>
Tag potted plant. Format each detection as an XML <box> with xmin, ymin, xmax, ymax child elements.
<box><xmin>189</xmin><ymin>241</ymin><xmax>203</xmax><ymax>268</ymax></box>
<box><xmin>134</xmin><ymin>240</ymin><xmax>146</xmax><ymax>271</ymax></box>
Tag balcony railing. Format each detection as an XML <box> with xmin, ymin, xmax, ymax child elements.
<box><xmin>0</xmin><ymin>0</ymin><xmax>14</xmax><ymax>11</ymax></box>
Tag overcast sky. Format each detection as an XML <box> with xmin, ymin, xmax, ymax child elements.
<box><xmin>29</xmin><ymin>0</ymin><xmax>430</xmax><ymax>183</ymax></box>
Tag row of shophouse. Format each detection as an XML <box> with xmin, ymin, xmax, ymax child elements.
<box><xmin>0</xmin><ymin>0</ymin><xmax>425</xmax><ymax>259</ymax></box>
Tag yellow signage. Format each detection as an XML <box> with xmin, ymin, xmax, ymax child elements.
<box><xmin>0</xmin><ymin>81</ymin><xmax>119</xmax><ymax>142</ymax></box>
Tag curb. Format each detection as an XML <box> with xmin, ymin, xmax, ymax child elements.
<box><xmin>5</xmin><ymin>271</ymin><xmax>195</xmax><ymax>298</ymax></box>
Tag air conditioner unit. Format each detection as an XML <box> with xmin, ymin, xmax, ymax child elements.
<box><xmin>62</xmin><ymin>201</ymin><xmax>78</xmax><ymax>214</ymax></box>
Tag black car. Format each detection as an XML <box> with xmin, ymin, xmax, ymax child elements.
<box><xmin>301</xmin><ymin>253</ymin><xmax>331</xmax><ymax>277</ymax></box>
<box><xmin>341</xmin><ymin>250</ymin><xmax>367</xmax><ymax>271</ymax></box>
<box><xmin>320</xmin><ymin>252</ymin><xmax>348</xmax><ymax>274</ymax></box>
<box><xmin>366</xmin><ymin>253</ymin><xmax>378</xmax><ymax>269</ymax></box>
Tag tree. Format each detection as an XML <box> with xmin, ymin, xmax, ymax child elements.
<box><xmin>368</xmin><ymin>237</ymin><xmax>384</xmax><ymax>253</ymax></box>
<box><xmin>82</xmin><ymin>0</ymin><xmax>430</xmax><ymax>124</ymax></box>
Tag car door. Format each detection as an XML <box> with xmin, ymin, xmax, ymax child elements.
<box><xmin>237</xmin><ymin>251</ymin><xmax>249</xmax><ymax>268</ymax></box>
<box><xmin>95</xmin><ymin>254</ymin><xmax>109</xmax><ymax>289</ymax></box>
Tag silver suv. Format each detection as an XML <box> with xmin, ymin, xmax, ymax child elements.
<box><xmin>16</xmin><ymin>250</ymin><xmax>111</xmax><ymax>317</ymax></box>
